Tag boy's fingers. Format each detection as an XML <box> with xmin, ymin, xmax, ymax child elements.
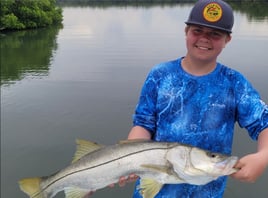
<box><xmin>128</xmin><ymin>174</ymin><xmax>139</xmax><ymax>182</ymax></box>
<box><xmin>119</xmin><ymin>176</ymin><xmax>127</xmax><ymax>187</ymax></box>
<box><xmin>118</xmin><ymin>174</ymin><xmax>138</xmax><ymax>187</ymax></box>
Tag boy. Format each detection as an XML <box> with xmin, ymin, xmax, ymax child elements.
<box><xmin>124</xmin><ymin>0</ymin><xmax>268</xmax><ymax>197</ymax></box>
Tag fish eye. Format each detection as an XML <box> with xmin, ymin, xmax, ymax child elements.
<box><xmin>207</xmin><ymin>152</ymin><xmax>217</xmax><ymax>158</ymax></box>
<box><xmin>211</xmin><ymin>154</ymin><xmax>216</xmax><ymax>158</ymax></box>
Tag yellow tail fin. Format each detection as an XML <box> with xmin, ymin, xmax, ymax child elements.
<box><xmin>18</xmin><ymin>177</ymin><xmax>44</xmax><ymax>198</ymax></box>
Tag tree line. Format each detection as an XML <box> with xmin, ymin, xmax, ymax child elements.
<box><xmin>0</xmin><ymin>0</ymin><xmax>63</xmax><ymax>31</ymax></box>
<box><xmin>56</xmin><ymin>0</ymin><xmax>268</xmax><ymax>3</ymax></box>
<box><xmin>1</xmin><ymin>0</ymin><xmax>267</xmax><ymax>31</ymax></box>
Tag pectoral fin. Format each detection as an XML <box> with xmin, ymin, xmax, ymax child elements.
<box><xmin>141</xmin><ymin>164</ymin><xmax>185</xmax><ymax>182</ymax></box>
<box><xmin>137</xmin><ymin>178</ymin><xmax>163</xmax><ymax>198</ymax></box>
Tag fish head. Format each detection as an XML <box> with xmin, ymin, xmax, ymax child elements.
<box><xmin>189</xmin><ymin>147</ymin><xmax>238</xmax><ymax>176</ymax></box>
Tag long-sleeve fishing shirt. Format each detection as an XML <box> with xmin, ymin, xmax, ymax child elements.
<box><xmin>132</xmin><ymin>57</ymin><xmax>268</xmax><ymax>198</ymax></box>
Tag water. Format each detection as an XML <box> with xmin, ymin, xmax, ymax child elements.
<box><xmin>1</xmin><ymin>3</ymin><xmax>268</xmax><ymax>198</ymax></box>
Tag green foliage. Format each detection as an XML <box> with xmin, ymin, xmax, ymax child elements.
<box><xmin>1</xmin><ymin>13</ymin><xmax>25</xmax><ymax>29</ymax></box>
<box><xmin>0</xmin><ymin>0</ymin><xmax>63</xmax><ymax>31</ymax></box>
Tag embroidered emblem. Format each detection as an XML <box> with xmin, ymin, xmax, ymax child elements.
<box><xmin>203</xmin><ymin>3</ymin><xmax>223</xmax><ymax>22</ymax></box>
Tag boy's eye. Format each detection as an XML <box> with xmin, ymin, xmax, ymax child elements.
<box><xmin>210</xmin><ymin>31</ymin><xmax>223</xmax><ymax>38</ymax></box>
<box><xmin>193</xmin><ymin>28</ymin><xmax>203</xmax><ymax>34</ymax></box>
<box><xmin>191</xmin><ymin>28</ymin><xmax>224</xmax><ymax>40</ymax></box>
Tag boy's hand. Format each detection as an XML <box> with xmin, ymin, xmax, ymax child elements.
<box><xmin>231</xmin><ymin>152</ymin><xmax>268</xmax><ymax>183</ymax></box>
<box><xmin>119</xmin><ymin>174</ymin><xmax>139</xmax><ymax>187</ymax></box>
<box><xmin>109</xmin><ymin>174</ymin><xmax>139</xmax><ymax>188</ymax></box>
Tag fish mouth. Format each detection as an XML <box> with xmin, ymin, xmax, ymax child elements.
<box><xmin>215</xmin><ymin>156</ymin><xmax>238</xmax><ymax>175</ymax></box>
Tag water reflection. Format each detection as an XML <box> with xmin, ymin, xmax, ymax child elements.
<box><xmin>230</xmin><ymin>1</ymin><xmax>268</xmax><ymax>21</ymax></box>
<box><xmin>0</xmin><ymin>26</ymin><xmax>62</xmax><ymax>86</ymax></box>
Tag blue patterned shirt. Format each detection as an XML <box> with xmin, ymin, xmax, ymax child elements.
<box><xmin>132</xmin><ymin>57</ymin><xmax>268</xmax><ymax>198</ymax></box>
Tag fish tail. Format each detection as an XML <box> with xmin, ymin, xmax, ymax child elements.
<box><xmin>18</xmin><ymin>177</ymin><xmax>45</xmax><ymax>198</ymax></box>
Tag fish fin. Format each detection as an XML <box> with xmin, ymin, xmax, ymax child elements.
<box><xmin>141</xmin><ymin>164</ymin><xmax>170</xmax><ymax>174</ymax></box>
<box><xmin>137</xmin><ymin>178</ymin><xmax>163</xmax><ymax>198</ymax></box>
<box><xmin>72</xmin><ymin>139</ymin><xmax>103</xmax><ymax>163</ymax></box>
<box><xmin>64</xmin><ymin>187</ymin><xmax>91</xmax><ymax>198</ymax></box>
<box><xmin>18</xmin><ymin>177</ymin><xmax>44</xmax><ymax>198</ymax></box>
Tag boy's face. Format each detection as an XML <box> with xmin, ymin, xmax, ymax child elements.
<box><xmin>185</xmin><ymin>25</ymin><xmax>231</xmax><ymax>63</ymax></box>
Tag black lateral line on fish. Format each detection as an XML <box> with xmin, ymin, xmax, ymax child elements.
<box><xmin>33</xmin><ymin>145</ymin><xmax>176</xmax><ymax>197</ymax></box>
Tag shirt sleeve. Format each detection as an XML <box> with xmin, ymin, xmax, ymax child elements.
<box><xmin>132</xmin><ymin>67</ymin><xmax>159</xmax><ymax>136</ymax></box>
<box><xmin>235</xmin><ymin>74</ymin><xmax>268</xmax><ymax>140</ymax></box>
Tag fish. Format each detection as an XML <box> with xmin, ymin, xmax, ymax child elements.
<box><xmin>18</xmin><ymin>139</ymin><xmax>238</xmax><ymax>198</ymax></box>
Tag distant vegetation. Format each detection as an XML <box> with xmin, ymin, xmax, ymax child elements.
<box><xmin>56</xmin><ymin>0</ymin><xmax>268</xmax><ymax>3</ymax></box>
<box><xmin>1</xmin><ymin>0</ymin><xmax>267</xmax><ymax>31</ymax></box>
<box><xmin>56</xmin><ymin>0</ymin><xmax>194</xmax><ymax>6</ymax></box>
<box><xmin>56</xmin><ymin>0</ymin><xmax>268</xmax><ymax>20</ymax></box>
<box><xmin>0</xmin><ymin>0</ymin><xmax>63</xmax><ymax>31</ymax></box>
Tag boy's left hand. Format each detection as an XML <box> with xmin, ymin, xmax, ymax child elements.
<box><xmin>231</xmin><ymin>152</ymin><xmax>268</xmax><ymax>183</ymax></box>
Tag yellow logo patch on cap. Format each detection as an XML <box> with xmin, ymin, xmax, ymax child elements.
<box><xmin>203</xmin><ymin>3</ymin><xmax>222</xmax><ymax>22</ymax></box>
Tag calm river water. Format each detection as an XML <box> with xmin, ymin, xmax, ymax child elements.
<box><xmin>1</xmin><ymin>3</ymin><xmax>268</xmax><ymax>198</ymax></box>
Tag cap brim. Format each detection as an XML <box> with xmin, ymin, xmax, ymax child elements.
<box><xmin>185</xmin><ymin>21</ymin><xmax>232</xmax><ymax>34</ymax></box>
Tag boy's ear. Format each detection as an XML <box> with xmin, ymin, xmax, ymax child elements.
<box><xmin>185</xmin><ymin>26</ymin><xmax>190</xmax><ymax>34</ymax></box>
<box><xmin>225</xmin><ymin>34</ymin><xmax>232</xmax><ymax>44</ymax></box>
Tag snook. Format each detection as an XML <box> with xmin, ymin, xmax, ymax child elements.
<box><xmin>19</xmin><ymin>139</ymin><xmax>238</xmax><ymax>198</ymax></box>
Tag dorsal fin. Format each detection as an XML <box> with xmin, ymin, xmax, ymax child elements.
<box><xmin>72</xmin><ymin>139</ymin><xmax>103</xmax><ymax>163</ymax></box>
